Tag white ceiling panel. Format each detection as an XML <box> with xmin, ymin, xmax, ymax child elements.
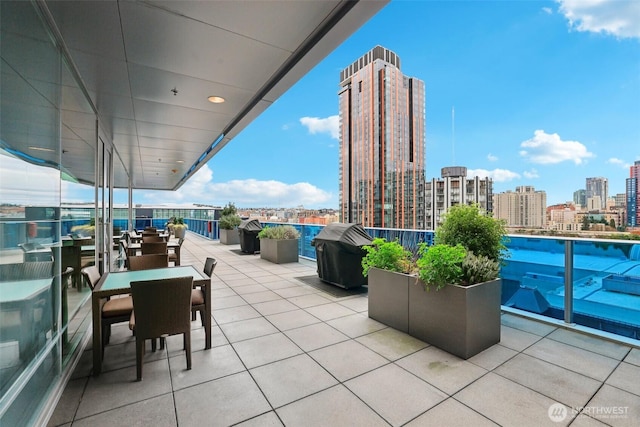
<box><xmin>36</xmin><ymin>0</ymin><xmax>389</xmax><ymax>191</ymax></box>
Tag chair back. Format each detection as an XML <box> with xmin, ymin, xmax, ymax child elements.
<box><xmin>80</xmin><ymin>265</ymin><xmax>101</xmax><ymax>290</ymax></box>
<box><xmin>141</xmin><ymin>242</ymin><xmax>167</xmax><ymax>255</ymax></box>
<box><xmin>128</xmin><ymin>254</ymin><xmax>168</xmax><ymax>271</ymax></box>
<box><xmin>0</xmin><ymin>261</ymin><xmax>54</xmax><ymax>281</ymax></box>
<box><xmin>144</xmin><ymin>226</ymin><xmax>157</xmax><ymax>233</ymax></box>
<box><xmin>203</xmin><ymin>257</ymin><xmax>217</xmax><ymax>277</ymax></box>
<box><xmin>130</xmin><ymin>276</ymin><xmax>193</xmax><ymax>339</ymax></box>
<box><xmin>142</xmin><ymin>235</ymin><xmax>164</xmax><ymax>243</ymax></box>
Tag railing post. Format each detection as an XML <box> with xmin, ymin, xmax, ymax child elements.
<box><xmin>564</xmin><ymin>239</ymin><xmax>574</xmax><ymax>324</ymax></box>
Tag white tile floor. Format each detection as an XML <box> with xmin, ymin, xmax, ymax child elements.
<box><xmin>49</xmin><ymin>233</ymin><xmax>640</xmax><ymax>427</ymax></box>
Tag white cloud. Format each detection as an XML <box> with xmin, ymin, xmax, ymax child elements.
<box><xmin>487</xmin><ymin>154</ymin><xmax>498</xmax><ymax>162</ymax></box>
<box><xmin>467</xmin><ymin>168</ymin><xmax>521</xmax><ymax>182</ymax></box>
<box><xmin>519</xmin><ymin>130</ymin><xmax>594</xmax><ymax>165</ymax></box>
<box><xmin>556</xmin><ymin>0</ymin><xmax>640</xmax><ymax>39</ymax></box>
<box><xmin>142</xmin><ymin>164</ymin><xmax>334</xmax><ymax>208</ymax></box>
<box><xmin>523</xmin><ymin>169</ymin><xmax>540</xmax><ymax>179</ymax></box>
<box><xmin>300</xmin><ymin>115</ymin><xmax>339</xmax><ymax>140</ymax></box>
<box><xmin>607</xmin><ymin>157</ymin><xmax>632</xmax><ymax>168</ymax></box>
<box><xmin>542</xmin><ymin>7</ymin><xmax>553</xmax><ymax>15</ymax></box>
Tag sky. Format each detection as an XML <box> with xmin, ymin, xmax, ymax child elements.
<box><xmin>114</xmin><ymin>1</ymin><xmax>638</xmax><ymax>208</ymax></box>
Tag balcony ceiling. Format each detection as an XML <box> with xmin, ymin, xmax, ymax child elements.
<box><xmin>41</xmin><ymin>0</ymin><xmax>387</xmax><ymax>189</ymax></box>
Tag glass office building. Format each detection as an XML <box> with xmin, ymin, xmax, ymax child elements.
<box><xmin>338</xmin><ymin>46</ymin><xmax>426</xmax><ymax>229</ymax></box>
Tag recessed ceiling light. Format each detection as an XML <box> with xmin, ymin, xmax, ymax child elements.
<box><xmin>207</xmin><ymin>96</ymin><xmax>225</xmax><ymax>104</ymax></box>
<box><xmin>176</xmin><ymin>160</ymin><xmax>184</xmax><ymax>163</ymax></box>
<box><xmin>28</xmin><ymin>146</ymin><xmax>55</xmax><ymax>152</ymax></box>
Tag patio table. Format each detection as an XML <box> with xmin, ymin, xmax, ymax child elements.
<box><xmin>91</xmin><ymin>265</ymin><xmax>211</xmax><ymax>375</ymax></box>
<box><xmin>1</xmin><ymin>278</ymin><xmax>52</xmax><ymax>359</ymax></box>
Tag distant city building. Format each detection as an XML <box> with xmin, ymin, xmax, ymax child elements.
<box><xmin>573</xmin><ymin>189</ymin><xmax>586</xmax><ymax>208</ymax></box>
<box><xmin>338</xmin><ymin>46</ymin><xmax>426</xmax><ymax>229</ymax></box>
<box><xmin>627</xmin><ymin>161</ymin><xmax>640</xmax><ymax>228</ymax></box>
<box><xmin>586</xmin><ymin>177</ymin><xmax>608</xmax><ymax>208</ymax></box>
<box><xmin>424</xmin><ymin>167</ymin><xmax>492</xmax><ymax>230</ymax></box>
<box><xmin>493</xmin><ymin>186</ymin><xmax>547</xmax><ymax>228</ymax></box>
<box><xmin>586</xmin><ymin>196</ymin><xmax>603</xmax><ymax>211</ymax></box>
<box><xmin>547</xmin><ymin>203</ymin><xmax>580</xmax><ymax>232</ymax></box>
<box><xmin>614</xmin><ymin>193</ymin><xmax>627</xmax><ymax>208</ymax></box>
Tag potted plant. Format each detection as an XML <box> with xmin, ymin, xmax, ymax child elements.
<box><xmin>172</xmin><ymin>217</ymin><xmax>188</xmax><ymax>239</ymax></box>
<box><xmin>258</xmin><ymin>225</ymin><xmax>300</xmax><ymax>264</ymax></box>
<box><xmin>409</xmin><ymin>203</ymin><xmax>508</xmax><ymax>359</ymax></box>
<box><xmin>219</xmin><ymin>203</ymin><xmax>241</xmax><ymax>245</ymax></box>
<box><xmin>362</xmin><ymin>238</ymin><xmax>415</xmax><ymax>333</ymax></box>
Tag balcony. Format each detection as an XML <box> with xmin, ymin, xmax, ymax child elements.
<box><xmin>49</xmin><ymin>233</ymin><xmax>639</xmax><ymax>426</ymax></box>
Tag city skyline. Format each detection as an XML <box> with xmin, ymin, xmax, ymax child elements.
<box><xmin>85</xmin><ymin>1</ymin><xmax>637</xmax><ymax>208</ymax></box>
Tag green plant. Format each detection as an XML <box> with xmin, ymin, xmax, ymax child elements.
<box><xmin>461</xmin><ymin>252</ymin><xmax>500</xmax><ymax>285</ymax></box>
<box><xmin>435</xmin><ymin>204</ymin><xmax>509</xmax><ymax>265</ymax></box>
<box><xmin>416</xmin><ymin>243</ymin><xmax>466</xmax><ymax>290</ymax></box>
<box><xmin>361</xmin><ymin>238</ymin><xmax>415</xmax><ymax>277</ymax></box>
<box><xmin>174</xmin><ymin>217</ymin><xmax>186</xmax><ymax>225</ymax></box>
<box><xmin>219</xmin><ymin>214</ymin><xmax>241</xmax><ymax>230</ymax></box>
<box><xmin>258</xmin><ymin>225</ymin><xmax>300</xmax><ymax>240</ymax></box>
<box><xmin>221</xmin><ymin>202</ymin><xmax>238</xmax><ymax>217</ymax></box>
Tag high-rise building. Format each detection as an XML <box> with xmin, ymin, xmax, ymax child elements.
<box><xmin>627</xmin><ymin>161</ymin><xmax>640</xmax><ymax>228</ymax></box>
<box><xmin>424</xmin><ymin>167</ymin><xmax>493</xmax><ymax>230</ymax></box>
<box><xmin>573</xmin><ymin>189</ymin><xmax>586</xmax><ymax>207</ymax></box>
<box><xmin>338</xmin><ymin>46</ymin><xmax>426</xmax><ymax>229</ymax></box>
<box><xmin>585</xmin><ymin>177</ymin><xmax>608</xmax><ymax>208</ymax></box>
<box><xmin>493</xmin><ymin>186</ymin><xmax>547</xmax><ymax>228</ymax></box>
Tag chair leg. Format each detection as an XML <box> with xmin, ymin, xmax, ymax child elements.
<box><xmin>191</xmin><ymin>311</ymin><xmax>196</xmax><ymax>321</ymax></box>
<box><xmin>151</xmin><ymin>338</ymin><xmax>156</xmax><ymax>352</ymax></box>
<box><xmin>136</xmin><ymin>337</ymin><xmax>144</xmax><ymax>381</ymax></box>
<box><xmin>185</xmin><ymin>330</ymin><xmax>191</xmax><ymax>371</ymax></box>
<box><xmin>200</xmin><ymin>308</ymin><xmax>206</xmax><ymax>327</ymax></box>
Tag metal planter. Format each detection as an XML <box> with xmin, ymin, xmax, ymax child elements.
<box><xmin>260</xmin><ymin>238</ymin><xmax>299</xmax><ymax>264</ymax></box>
<box><xmin>409</xmin><ymin>278</ymin><xmax>502</xmax><ymax>359</ymax></box>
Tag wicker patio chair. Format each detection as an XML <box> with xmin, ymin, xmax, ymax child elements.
<box><xmin>141</xmin><ymin>241</ymin><xmax>167</xmax><ymax>255</ymax></box>
<box><xmin>129</xmin><ymin>276</ymin><xmax>193</xmax><ymax>380</ymax></box>
<box><xmin>127</xmin><ymin>254</ymin><xmax>168</xmax><ymax>271</ymax></box>
<box><xmin>81</xmin><ymin>266</ymin><xmax>133</xmax><ymax>354</ymax></box>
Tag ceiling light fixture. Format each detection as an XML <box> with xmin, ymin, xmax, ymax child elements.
<box><xmin>28</xmin><ymin>146</ymin><xmax>55</xmax><ymax>152</ymax></box>
<box><xmin>207</xmin><ymin>96</ymin><xmax>225</xmax><ymax>103</ymax></box>
<box><xmin>176</xmin><ymin>160</ymin><xmax>184</xmax><ymax>163</ymax></box>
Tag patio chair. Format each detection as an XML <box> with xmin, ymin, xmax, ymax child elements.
<box><xmin>141</xmin><ymin>241</ymin><xmax>167</xmax><ymax>255</ymax></box>
<box><xmin>189</xmin><ymin>256</ymin><xmax>216</xmax><ymax>324</ymax></box>
<box><xmin>129</xmin><ymin>276</ymin><xmax>193</xmax><ymax>380</ymax></box>
<box><xmin>168</xmin><ymin>237</ymin><xmax>184</xmax><ymax>266</ymax></box>
<box><xmin>128</xmin><ymin>254</ymin><xmax>168</xmax><ymax>271</ymax></box>
<box><xmin>81</xmin><ymin>266</ymin><xmax>133</xmax><ymax>354</ymax></box>
<box><xmin>142</xmin><ymin>235</ymin><xmax>164</xmax><ymax>243</ymax></box>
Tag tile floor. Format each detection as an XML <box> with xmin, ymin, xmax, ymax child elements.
<box><xmin>49</xmin><ymin>233</ymin><xmax>640</xmax><ymax>426</ymax></box>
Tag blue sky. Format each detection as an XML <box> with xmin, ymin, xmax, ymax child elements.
<box><xmin>137</xmin><ymin>0</ymin><xmax>639</xmax><ymax>208</ymax></box>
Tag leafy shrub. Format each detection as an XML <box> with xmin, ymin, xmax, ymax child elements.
<box><xmin>435</xmin><ymin>204</ymin><xmax>508</xmax><ymax>264</ymax></box>
<box><xmin>461</xmin><ymin>252</ymin><xmax>500</xmax><ymax>285</ymax></box>
<box><xmin>219</xmin><ymin>214</ymin><xmax>241</xmax><ymax>230</ymax></box>
<box><xmin>258</xmin><ymin>225</ymin><xmax>300</xmax><ymax>240</ymax></box>
<box><xmin>361</xmin><ymin>238</ymin><xmax>415</xmax><ymax>277</ymax></box>
<box><xmin>416</xmin><ymin>243</ymin><xmax>466</xmax><ymax>290</ymax></box>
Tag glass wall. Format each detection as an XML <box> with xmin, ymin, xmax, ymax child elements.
<box><xmin>0</xmin><ymin>2</ymin><xmax>97</xmax><ymax>425</ymax></box>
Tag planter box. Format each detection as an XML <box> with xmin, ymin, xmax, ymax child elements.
<box><xmin>260</xmin><ymin>238</ymin><xmax>299</xmax><ymax>264</ymax></box>
<box><xmin>220</xmin><ymin>228</ymin><xmax>239</xmax><ymax>245</ymax></box>
<box><xmin>367</xmin><ymin>267</ymin><xmax>411</xmax><ymax>333</ymax></box>
<box><xmin>409</xmin><ymin>278</ymin><xmax>502</xmax><ymax>359</ymax></box>
<box><xmin>174</xmin><ymin>226</ymin><xmax>187</xmax><ymax>239</ymax></box>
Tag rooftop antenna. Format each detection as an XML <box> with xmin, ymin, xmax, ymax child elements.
<box><xmin>451</xmin><ymin>106</ymin><xmax>456</xmax><ymax>164</ymax></box>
